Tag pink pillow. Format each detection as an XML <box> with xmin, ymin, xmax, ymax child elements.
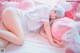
<box><xmin>0</xmin><ymin>0</ymin><xmax>35</xmax><ymax>21</ymax></box>
<box><xmin>51</xmin><ymin>18</ymin><xmax>75</xmax><ymax>41</ymax></box>
<box><xmin>0</xmin><ymin>1</ymin><xmax>19</xmax><ymax>22</ymax></box>
<box><xmin>0</xmin><ymin>0</ymin><xmax>4</xmax><ymax>2</ymax></box>
<box><xmin>18</xmin><ymin>0</ymin><xmax>35</xmax><ymax>10</ymax></box>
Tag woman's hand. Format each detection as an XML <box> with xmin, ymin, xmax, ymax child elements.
<box><xmin>39</xmin><ymin>28</ymin><xmax>65</xmax><ymax>48</ymax></box>
<box><xmin>53</xmin><ymin>38</ymin><xmax>67</xmax><ymax>48</ymax></box>
<box><xmin>43</xmin><ymin>22</ymin><xmax>65</xmax><ymax>48</ymax></box>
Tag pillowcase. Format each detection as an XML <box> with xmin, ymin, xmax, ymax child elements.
<box><xmin>51</xmin><ymin>18</ymin><xmax>76</xmax><ymax>41</ymax></box>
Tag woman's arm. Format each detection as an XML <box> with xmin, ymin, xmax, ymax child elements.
<box><xmin>43</xmin><ymin>22</ymin><xmax>63</xmax><ymax>47</ymax></box>
<box><xmin>39</xmin><ymin>28</ymin><xmax>48</xmax><ymax>39</ymax></box>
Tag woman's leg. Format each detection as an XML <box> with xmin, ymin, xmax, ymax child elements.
<box><xmin>0</xmin><ymin>30</ymin><xmax>24</xmax><ymax>45</ymax></box>
<box><xmin>0</xmin><ymin>38</ymin><xmax>9</xmax><ymax>48</ymax></box>
<box><xmin>1</xmin><ymin>7</ymin><xmax>24</xmax><ymax>45</ymax></box>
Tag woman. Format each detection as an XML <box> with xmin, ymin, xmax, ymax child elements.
<box><xmin>0</xmin><ymin>1</ymin><xmax>24</xmax><ymax>51</ymax></box>
<box><xmin>0</xmin><ymin>0</ymin><xmax>35</xmax><ymax>48</ymax></box>
<box><xmin>1</xmin><ymin>5</ymin><xmax>65</xmax><ymax>49</ymax></box>
<box><xmin>0</xmin><ymin>0</ymin><xmax>24</xmax><ymax>49</ymax></box>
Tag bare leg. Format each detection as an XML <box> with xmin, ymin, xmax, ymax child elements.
<box><xmin>2</xmin><ymin>7</ymin><xmax>24</xmax><ymax>45</ymax></box>
<box><xmin>0</xmin><ymin>30</ymin><xmax>24</xmax><ymax>45</ymax></box>
<box><xmin>0</xmin><ymin>23</ymin><xmax>9</xmax><ymax>48</ymax></box>
<box><xmin>0</xmin><ymin>38</ymin><xmax>9</xmax><ymax>48</ymax></box>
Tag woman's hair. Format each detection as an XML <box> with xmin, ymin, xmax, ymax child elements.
<box><xmin>50</xmin><ymin>6</ymin><xmax>65</xmax><ymax>18</ymax></box>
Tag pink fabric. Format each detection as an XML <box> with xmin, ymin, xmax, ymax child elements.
<box><xmin>0</xmin><ymin>0</ymin><xmax>5</xmax><ymax>2</ymax></box>
<box><xmin>65</xmin><ymin>2</ymin><xmax>80</xmax><ymax>20</ymax></box>
<box><xmin>0</xmin><ymin>0</ymin><xmax>35</xmax><ymax>21</ymax></box>
<box><xmin>0</xmin><ymin>2</ymin><xmax>4</xmax><ymax>21</ymax></box>
<box><xmin>51</xmin><ymin>18</ymin><xmax>73</xmax><ymax>41</ymax></box>
<box><xmin>0</xmin><ymin>2</ymin><xmax>16</xmax><ymax>21</ymax></box>
<box><xmin>15</xmin><ymin>0</ymin><xmax>22</xmax><ymax>2</ymax></box>
<box><xmin>18</xmin><ymin>0</ymin><xmax>35</xmax><ymax>10</ymax></box>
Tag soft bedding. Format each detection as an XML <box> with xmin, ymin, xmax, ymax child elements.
<box><xmin>5</xmin><ymin>31</ymin><xmax>65</xmax><ymax>53</ymax></box>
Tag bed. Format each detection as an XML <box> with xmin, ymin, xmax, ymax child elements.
<box><xmin>0</xmin><ymin>0</ymin><xmax>77</xmax><ymax>53</ymax></box>
<box><xmin>5</xmin><ymin>31</ymin><xmax>65</xmax><ymax>53</ymax></box>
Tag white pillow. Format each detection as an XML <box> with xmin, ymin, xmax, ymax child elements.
<box><xmin>51</xmin><ymin>18</ymin><xmax>76</xmax><ymax>41</ymax></box>
<box><xmin>59</xmin><ymin>1</ymin><xmax>72</xmax><ymax>11</ymax></box>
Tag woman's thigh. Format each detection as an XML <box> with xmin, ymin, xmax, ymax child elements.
<box><xmin>2</xmin><ymin>7</ymin><xmax>24</xmax><ymax>37</ymax></box>
<box><xmin>1</xmin><ymin>7</ymin><xmax>24</xmax><ymax>45</ymax></box>
<box><xmin>0</xmin><ymin>22</ymin><xmax>9</xmax><ymax>48</ymax></box>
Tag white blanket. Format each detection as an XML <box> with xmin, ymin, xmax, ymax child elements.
<box><xmin>5</xmin><ymin>32</ymin><xmax>65</xmax><ymax>53</ymax></box>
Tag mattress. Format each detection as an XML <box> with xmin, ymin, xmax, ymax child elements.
<box><xmin>5</xmin><ymin>31</ymin><xmax>65</xmax><ymax>53</ymax></box>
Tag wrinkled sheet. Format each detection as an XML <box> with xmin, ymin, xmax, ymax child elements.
<box><xmin>5</xmin><ymin>32</ymin><xmax>65</xmax><ymax>53</ymax></box>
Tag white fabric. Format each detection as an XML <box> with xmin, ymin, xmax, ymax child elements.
<box><xmin>5</xmin><ymin>31</ymin><xmax>65</xmax><ymax>53</ymax></box>
<box><xmin>76</xmin><ymin>13</ymin><xmax>80</xmax><ymax>18</ymax></box>
<box><xmin>75</xmin><ymin>21</ymin><xmax>80</xmax><ymax>33</ymax></box>
<box><xmin>52</xmin><ymin>18</ymin><xmax>80</xmax><ymax>52</ymax></box>
<box><xmin>1</xmin><ymin>1</ymin><xmax>19</xmax><ymax>8</ymax></box>
<box><xmin>62</xmin><ymin>27</ymin><xmax>80</xmax><ymax>44</ymax></box>
<box><xmin>5</xmin><ymin>22</ymin><xmax>80</xmax><ymax>53</ymax></box>
<box><xmin>62</xmin><ymin>24</ymin><xmax>80</xmax><ymax>53</ymax></box>
<box><xmin>58</xmin><ymin>1</ymin><xmax>72</xmax><ymax>11</ymax></box>
<box><xmin>16</xmin><ymin>5</ymin><xmax>51</xmax><ymax>32</ymax></box>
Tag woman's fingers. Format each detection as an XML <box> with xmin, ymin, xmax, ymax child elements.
<box><xmin>51</xmin><ymin>41</ymin><xmax>64</xmax><ymax>48</ymax></box>
<box><xmin>52</xmin><ymin>39</ymin><xmax>66</xmax><ymax>48</ymax></box>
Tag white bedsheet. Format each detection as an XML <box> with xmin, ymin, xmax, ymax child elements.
<box><xmin>5</xmin><ymin>32</ymin><xmax>65</xmax><ymax>53</ymax></box>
